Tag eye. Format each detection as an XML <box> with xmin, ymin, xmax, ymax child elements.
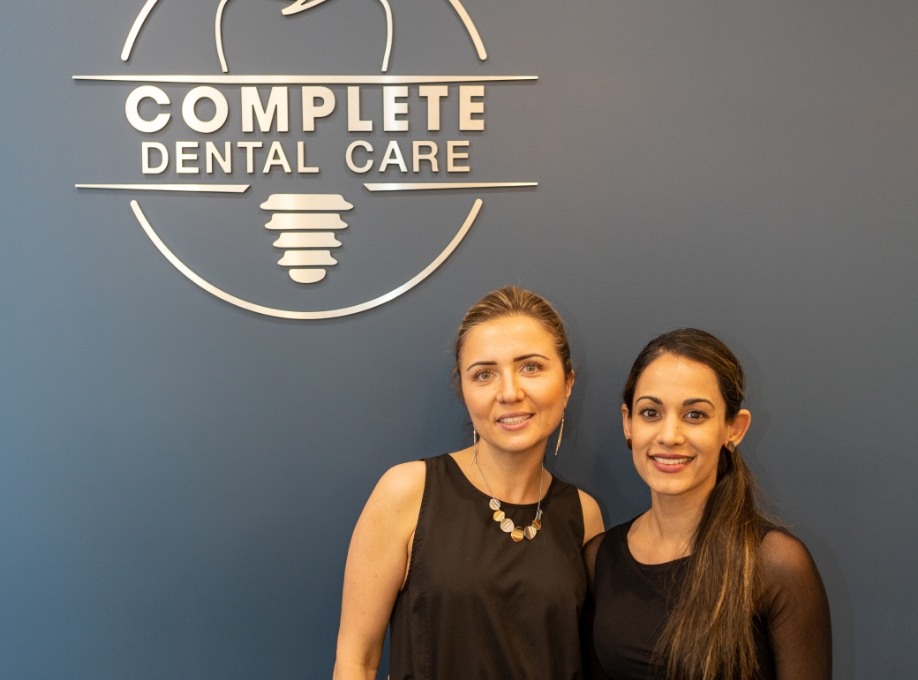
<box><xmin>638</xmin><ymin>407</ymin><xmax>660</xmax><ymax>419</ymax></box>
<box><xmin>684</xmin><ymin>410</ymin><xmax>708</xmax><ymax>422</ymax></box>
<box><xmin>470</xmin><ymin>368</ymin><xmax>494</xmax><ymax>382</ymax></box>
<box><xmin>520</xmin><ymin>361</ymin><xmax>544</xmax><ymax>374</ymax></box>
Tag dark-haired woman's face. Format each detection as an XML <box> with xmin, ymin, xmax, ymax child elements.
<box><xmin>622</xmin><ymin>354</ymin><xmax>750</xmax><ymax>506</ymax></box>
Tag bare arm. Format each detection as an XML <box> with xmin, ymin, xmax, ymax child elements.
<box><xmin>578</xmin><ymin>489</ymin><xmax>605</xmax><ymax>545</ymax></box>
<box><xmin>760</xmin><ymin>530</ymin><xmax>832</xmax><ymax>680</ymax></box>
<box><xmin>332</xmin><ymin>461</ymin><xmax>426</xmax><ymax>680</ymax></box>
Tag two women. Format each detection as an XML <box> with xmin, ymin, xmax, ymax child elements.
<box><xmin>333</xmin><ymin>286</ymin><xmax>604</xmax><ymax>679</ymax></box>
<box><xmin>334</xmin><ymin>287</ymin><xmax>832</xmax><ymax>679</ymax></box>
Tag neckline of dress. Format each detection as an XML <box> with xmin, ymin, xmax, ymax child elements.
<box><xmin>621</xmin><ymin>516</ymin><xmax>691</xmax><ymax>570</ymax></box>
<box><xmin>444</xmin><ymin>452</ymin><xmax>555</xmax><ymax>508</ymax></box>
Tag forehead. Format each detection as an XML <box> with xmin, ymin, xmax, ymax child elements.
<box><xmin>461</xmin><ymin>315</ymin><xmax>558</xmax><ymax>361</ymax></box>
<box><xmin>635</xmin><ymin>353</ymin><xmax>723</xmax><ymax>401</ymax></box>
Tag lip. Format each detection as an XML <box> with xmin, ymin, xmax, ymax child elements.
<box><xmin>648</xmin><ymin>453</ymin><xmax>693</xmax><ymax>473</ymax></box>
<box><xmin>496</xmin><ymin>412</ymin><xmax>533</xmax><ymax>430</ymax></box>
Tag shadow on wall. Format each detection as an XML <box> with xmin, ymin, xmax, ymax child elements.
<box><xmin>795</xmin><ymin>526</ymin><xmax>854</xmax><ymax>680</ymax></box>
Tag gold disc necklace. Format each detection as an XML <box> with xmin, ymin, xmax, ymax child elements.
<box><xmin>472</xmin><ymin>440</ymin><xmax>544</xmax><ymax>543</ymax></box>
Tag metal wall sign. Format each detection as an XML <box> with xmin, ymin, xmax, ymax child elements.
<box><xmin>73</xmin><ymin>1</ymin><xmax>537</xmax><ymax>319</ymax></box>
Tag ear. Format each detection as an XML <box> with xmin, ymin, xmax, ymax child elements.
<box><xmin>621</xmin><ymin>403</ymin><xmax>632</xmax><ymax>440</ymax></box>
<box><xmin>727</xmin><ymin>408</ymin><xmax>752</xmax><ymax>447</ymax></box>
<box><xmin>563</xmin><ymin>371</ymin><xmax>575</xmax><ymax>402</ymax></box>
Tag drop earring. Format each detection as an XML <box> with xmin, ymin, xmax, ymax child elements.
<box><xmin>554</xmin><ymin>412</ymin><xmax>565</xmax><ymax>456</ymax></box>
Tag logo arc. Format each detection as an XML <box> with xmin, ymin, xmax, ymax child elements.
<box><xmin>125</xmin><ymin>0</ymin><xmax>488</xmax><ymax>74</ymax></box>
<box><xmin>92</xmin><ymin>1</ymin><xmax>534</xmax><ymax>320</ymax></box>
<box><xmin>130</xmin><ymin>199</ymin><xmax>482</xmax><ymax>319</ymax></box>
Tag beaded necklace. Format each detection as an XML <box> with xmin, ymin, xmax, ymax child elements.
<box><xmin>472</xmin><ymin>439</ymin><xmax>544</xmax><ymax>543</ymax></box>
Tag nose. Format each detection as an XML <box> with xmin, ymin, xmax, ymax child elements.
<box><xmin>497</xmin><ymin>371</ymin><xmax>523</xmax><ymax>403</ymax></box>
<box><xmin>657</xmin><ymin>414</ymin><xmax>684</xmax><ymax>446</ymax></box>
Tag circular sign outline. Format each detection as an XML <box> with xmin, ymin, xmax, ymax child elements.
<box><xmin>119</xmin><ymin>0</ymin><xmax>493</xmax><ymax>319</ymax></box>
<box><xmin>131</xmin><ymin>198</ymin><xmax>481</xmax><ymax>319</ymax></box>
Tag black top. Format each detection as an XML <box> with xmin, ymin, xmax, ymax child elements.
<box><xmin>584</xmin><ymin>519</ymin><xmax>832</xmax><ymax>680</ymax></box>
<box><xmin>389</xmin><ymin>454</ymin><xmax>587</xmax><ymax>679</ymax></box>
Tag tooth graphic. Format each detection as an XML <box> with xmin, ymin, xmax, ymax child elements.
<box><xmin>261</xmin><ymin>194</ymin><xmax>354</xmax><ymax>284</ymax></box>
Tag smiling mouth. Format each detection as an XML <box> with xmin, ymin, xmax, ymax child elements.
<box><xmin>498</xmin><ymin>414</ymin><xmax>532</xmax><ymax>426</ymax></box>
<box><xmin>651</xmin><ymin>456</ymin><xmax>692</xmax><ymax>466</ymax></box>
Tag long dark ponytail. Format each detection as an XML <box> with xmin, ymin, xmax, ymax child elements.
<box><xmin>622</xmin><ymin>328</ymin><xmax>771</xmax><ymax>680</ymax></box>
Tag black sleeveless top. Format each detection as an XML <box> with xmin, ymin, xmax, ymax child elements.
<box><xmin>389</xmin><ymin>454</ymin><xmax>587</xmax><ymax>679</ymax></box>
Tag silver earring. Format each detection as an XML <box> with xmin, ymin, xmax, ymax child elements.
<box><xmin>472</xmin><ymin>428</ymin><xmax>479</xmax><ymax>462</ymax></box>
<box><xmin>554</xmin><ymin>412</ymin><xmax>565</xmax><ymax>457</ymax></box>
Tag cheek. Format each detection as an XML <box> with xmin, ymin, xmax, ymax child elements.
<box><xmin>462</xmin><ymin>390</ymin><xmax>492</xmax><ymax>420</ymax></box>
<box><xmin>628</xmin><ymin>420</ymin><xmax>650</xmax><ymax>444</ymax></box>
<box><xmin>631</xmin><ymin>450</ymin><xmax>654</xmax><ymax>483</ymax></box>
<box><xmin>698</xmin><ymin>426</ymin><xmax>727</xmax><ymax>451</ymax></box>
<box><xmin>546</xmin><ymin>378</ymin><xmax>572</xmax><ymax>406</ymax></box>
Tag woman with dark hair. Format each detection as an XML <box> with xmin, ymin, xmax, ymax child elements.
<box><xmin>334</xmin><ymin>286</ymin><xmax>604</xmax><ymax>680</ymax></box>
<box><xmin>585</xmin><ymin>328</ymin><xmax>831</xmax><ymax>680</ymax></box>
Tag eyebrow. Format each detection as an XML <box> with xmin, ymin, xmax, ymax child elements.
<box><xmin>464</xmin><ymin>353</ymin><xmax>550</xmax><ymax>372</ymax></box>
<box><xmin>635</xmin><ymin>395</ymin><xmax>717</xmax><ymax>409</ymax></box>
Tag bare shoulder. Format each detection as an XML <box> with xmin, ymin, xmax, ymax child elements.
<box><xmin>367</xmin><ymin>460</ymin><xmax>427</xmax><ymax>513</ymax></box>
<box><xmin>376</xmin><ymin>459</ymin><xmax>426</xmax><ymax>493</ymax></box>
<box><xmin>351</xmin><ymin>460</ymin><xmax>427</xmax><ymax>552</ymax></box>
<box><xmin>577</xmin><ymin>488</ymin><xmax>605</xmax><ymax>544</ymax></box>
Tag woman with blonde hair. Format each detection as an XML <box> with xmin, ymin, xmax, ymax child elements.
<box><xmin>334</xmin><ymin>286</ymin><xmax>604</xmax><ymax>679</ymax></box>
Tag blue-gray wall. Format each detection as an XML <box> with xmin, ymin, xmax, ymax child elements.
<box><xmin>2</xmin><ymin>2</ymin><xmax>916</xmax><ymax>678</ymax></box>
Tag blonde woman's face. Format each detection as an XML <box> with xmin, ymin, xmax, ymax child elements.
<box><xmin>460</xmin><ymin>316</ymin><xmax>572</xmax><ymax>458</ymax></box>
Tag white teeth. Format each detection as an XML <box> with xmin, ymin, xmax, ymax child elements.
<box><xmin>652</xmin><ymin>457</ymin><xmax>691</xmax><ymax>465</ymax></box>
<box><xmin>499</xmin><ymin>415</ymin><xmax>530</xmax><ymax>425</ymax></box>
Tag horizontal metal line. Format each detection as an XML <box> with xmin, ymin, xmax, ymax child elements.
<box><xmin>364</xmin><ymin>182</ymin><xmax>537</xmax><ymax>192</ymax></box>
<box><xmin>75</xmin><ymin>183</ymin><xmax>250</xmax><ymax>193</ymax></box>
<box><xmin>73</xmin><ymin>74</ymin><xmax>537</xmax><ymax>85</ymax></box>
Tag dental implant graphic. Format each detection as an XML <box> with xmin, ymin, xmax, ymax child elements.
<box><xmin>261</xmin><ymin>194</ymin><xmax>354</xmax><ymax>284</ymax></box>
